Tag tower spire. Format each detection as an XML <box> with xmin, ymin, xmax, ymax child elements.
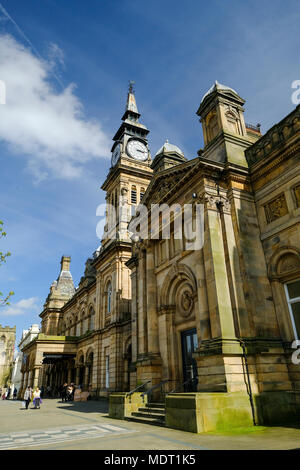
<box><xmin>125</xmin><ymin>80</ymin><xmax>139</xmax><ymax>115</ymax></box>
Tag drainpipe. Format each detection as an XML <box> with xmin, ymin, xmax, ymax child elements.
<box><xmin>239</xmin><ymin>339</ymin><xmax>256</xmax><ymax>426</ymax></box>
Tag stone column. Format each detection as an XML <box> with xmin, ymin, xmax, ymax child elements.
<box><xmin>67</xmin><ymin>368</ymin><xmax>72</xmax><ymax>384</ymax></box>
<box><xmin>195</xmin><ymin>193</ymin><xmax>244</xmax><ymax>393</ymax></box>
<box><xmin>201</xmin><ymin>195</ymin><xmax>237</xmax><ymax>342</ymax></box>
<box><xmin>75</xmin><ymin>367</ymin><xmax>80</xmax><ymax>386</ymax></box>
<box><xmin>20</xmin><ymin>372</ymin><xmax>25</xmax><ymax>398</ymax></box>
<box><xmin>84</xmin><ymin>366</ymin><xmax>89</xmax><ymax>390</ymax></box>
<box><xmin>146</xmin><ymin>243</ymin><xmax>159</xmax><ymax>355</ymax></box>
<box><xmin>33</xmin><ymin>367</ymin><xmax>41</xmax><ymax>388</ymax></box>
<box><xmin>130</xmin><ymin>261</ymin><xmax>138</xmax><ymax>363</ymax></box>
<box><xmin>137</xmin><ymin>249</ymin><xmax>147</xmax><ymax>356</ymax></box>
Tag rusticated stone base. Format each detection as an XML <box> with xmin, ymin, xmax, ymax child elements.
<box><xmin>254</xmin><ymin>391</ymin><xmax>300</xmax><ymax>425</ymax></box>
<box><xmin>165</xmin><ymin>392</ymin><xmax>253</xmax><ymax>433</ymax></box>
<box><xmin>165</xmin><ymin>390</ymin><xmax>300</xmax><ymax>433</ymax></box>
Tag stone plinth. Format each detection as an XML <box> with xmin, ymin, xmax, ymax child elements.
<box><xmin>109</xmin><ymin>392</ymin><xmax>147</xmax><ymax>420</ymax></box>
<box><xmin>165</xmin><ymin>392</ymin><xmax>253</xmax><ymax>433</ymax></box>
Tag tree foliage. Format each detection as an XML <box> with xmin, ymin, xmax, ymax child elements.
<box><xmin>0</xmin><ymin>220</ymin><xmax>14</xmax><ymax>306</ymax></box>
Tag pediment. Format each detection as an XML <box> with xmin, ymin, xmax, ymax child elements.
<box><xmin>143</xmin><ymin>159</ymin><xmax>197</xmax><ymax>206</ymax></box>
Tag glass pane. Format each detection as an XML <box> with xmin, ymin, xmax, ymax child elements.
<box><xmin>192</xmin><ymin>333</ymin><xmax>198</xmax><ymax>350</ymax></box>
<box><xmin>287</xmin><ymin>280</ymin><xmax>300</xmax><ymax>299</ymax></box>
<box><xmin>291</xmin><ymin>302</ymin><xmax>300</xmax><ymax>338</ymax></box>
<box><xmin>186</xmin><ymin>335</ymin><xmax>191</xmax><ymax>355</ymax></box>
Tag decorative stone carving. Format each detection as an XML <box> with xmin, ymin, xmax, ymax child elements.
<box><xmin>264</xmin><ymin>193</ymin><xmax>288</xmax><ymax>223</ymax></box>
<box><xmin>198</xmin><ymin>192</ymin><xmax>231</xmax><ymax>213</ymax></box>
<box><xmin>245</xmin><ymin>106</ymin><xmax>300</xmax><ymax>166</ymax></box>
<box><xmin>173</xmin><ymin>281</ymin><xmax>196</xmax><ymax>319</ymax></box>
<box><xmin>277</xmin><ymin>254</ymin><xmax>300</xmax><ymax>275</ymax></box>
<box><xmin>293</xmin><ymin>184</ymin><xmax>300</xmax><ymax>208</ymax></box>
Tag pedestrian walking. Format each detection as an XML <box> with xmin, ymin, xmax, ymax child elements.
<box><xmin>66</xmin><ymin>384</ymin><xmax>73</xmax><ymax>401</ymax></box>
<box><xmin>6</xmin><ymin>386</ymin><xmax>11</xmax><ymax>399</ymax></box>
<box><xmin>13</xmin><ymin>387</ymin><xmax>17</xmax><ymax>400</ymax></box>
<box><xmin>33</xmin><ymin>387</ymin><xmax>41</xmax><ymax>409</ymax></box>
<box><xmin>61</xmin><ymin>383</ymin><xmax>68</xmax><ymax>403</ymax></box>
<box><xmin>23</xmin><ymin>386</ymin><xmax>32</xmax><ymax>410</ymax></box>
<box><xmin>70</xmin><ymin>383</ymin><xmax>75</xmax><ymax>401</ymax></box>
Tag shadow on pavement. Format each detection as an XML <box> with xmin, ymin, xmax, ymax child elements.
<box><xmin>56</xmin><ymin>399</ymin><xmax>109</xmax><ymax>414</ymax></box>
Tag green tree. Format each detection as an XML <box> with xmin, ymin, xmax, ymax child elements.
<box><xmin>0</xmin><ymin>220</ymin><xmax>14</xmax><ymax>306</ymax></box>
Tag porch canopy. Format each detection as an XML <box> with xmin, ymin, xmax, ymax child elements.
<box><xmin>42</xmin><ymin>353</ymin><xmax>76</xmax><ymax>364</ymax></box>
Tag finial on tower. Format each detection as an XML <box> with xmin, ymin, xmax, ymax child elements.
<box><xmin>128</xmin><ymin>80</ymin><xmax>135</xmax><ymax>94</ymax></box>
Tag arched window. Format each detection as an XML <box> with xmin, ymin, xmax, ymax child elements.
<box><xmin>75</xmin><ymin>316</ymin><xmax>80</xmax><ymax>336</ymax></box>
<box><xmin>206</xmin><ymin>112</ymin><xmax>219</xmax><ymax>142</ymax></box>
<box><xmin>140</xmin><ymin>187</ymin><xmax>145</xmax><ymax>202</ymax></box>
<box><xmin>0</xmin><ymin>336</ymin><xmax>6</xmax><ymax>362</ymax></box>
<box><xmin>89</xmin><ymin>307</ymin><xmax>95</xmax><ymax>330</ymax></box>
<box><xmin>225</xmin><ymin>111</ymin><xmax>242</xmax><ymax>135</ymax></box>
<box><xmin>81</xmin><ymin>311</ymin><xmax>87</xmax><ymax>334</ymax></box>
<box><xmin>107</xmin><ymin>281</ymin><xmax>112</xmax><ymax>315</ymax></box>
<box><xmin>0</xmin><ymin>335</ymin><xmax>5</xmax><ymax>349</ymax></box>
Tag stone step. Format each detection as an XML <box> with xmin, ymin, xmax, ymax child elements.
<box><xmin>145</xmin><ymin>402</ymin><xmax>165</xmax><ymax>409</ymax></box>
<box><xmin>132</xmin><ymin>411</ymin><xmax>165</xmax><ymax>419</ymax></box>
<box><xmin>138</xmin><ymin>407</ymin><xmax>165</xmax><ymax>414</ymax></box>
<box><xmin>125</xmin><ymin>415</ymin><xmax>165</xmax><ymax>426</ymax></box>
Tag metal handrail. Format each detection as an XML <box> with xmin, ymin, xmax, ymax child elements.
<box><xmin>140</xmin><ymin>379</ymin><xmax>170</xmax><ymax>402</ymax></box>
<box><xmin>125</xmin><ymin>380</ymin><xmax>151</xmax><ymax>399</ymax></box>
<box><xmin>167</xmin><ymin>377</ymin><xmax>198</xmax><ymax>394</ymax></box>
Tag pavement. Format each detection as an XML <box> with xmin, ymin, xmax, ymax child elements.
<box><xmin>1</xmin><ymin>398</ymin><xmax>300</xmax><ymax>450</ymax></box>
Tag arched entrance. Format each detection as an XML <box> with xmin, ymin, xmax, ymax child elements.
<box><xmin>160</xmin><ymin>263</ymin><xmax>199</xmax><ymax>391</ymax></box>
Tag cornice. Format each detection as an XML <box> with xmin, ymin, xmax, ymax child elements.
<box><xmin>249</xmin><ymin>141</ymin><xmax>300</xmax><ymax>185</ymax></box>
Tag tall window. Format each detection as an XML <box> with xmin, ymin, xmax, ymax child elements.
<box><xmin>105</xmin><ymin>355</ymin><xmax>110</xmax><ymax>388</ymax></box>
<box><xmin>107</xmin><ymin>281</ymin><xmax>112</xmax><ymax>314</ymax></box>
<box><xmin>140</xmin><ymin>187</ymin><xmax>145</xmax><ymax>202</ymax></box>
<box><xmin>285</xmin><ymin>279</ymin><xmax>300</xmax><ymax>340</ymax></box>
<box><xmin>131</xmin><ymin>186</ymin><xmax>137</xmax><ymax>204</ymax></box>
<box><xmin>75</xmin><ymin>317</ymin><xmax>80</xmax><ymax>336</ymax></box>
<box><xmin>89</xmin><ymin>307</ymin><xmax>95</xmax><ymax>330</ymax></box>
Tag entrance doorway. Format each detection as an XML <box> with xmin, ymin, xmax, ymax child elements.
<box><xmin>181</xmin><ymin>328</ymin><xmax>198</xmax><ymax>392</ymax></box>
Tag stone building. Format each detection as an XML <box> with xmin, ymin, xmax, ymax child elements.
<box><xmin>21</xmin><ymin>83</ymin><xmax>300</xmax><ymax>430</ymax></box>
<box><xmin>0</xmin><ymin>324</ymin><xmax>16</xmax><ymax>387</ymax></box>
<box><xmin>10</xmin><ymin>324</ymin><xmax>40</xmax><ymax>396</ymax></box>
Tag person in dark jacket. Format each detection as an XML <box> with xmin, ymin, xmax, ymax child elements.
<box><xmin>61</xmin><ymin>383</ymin><xmax>68</xmax><ymax>403</ymax></box>
<box><xmin>23</xmin><ymin>386</ymin><xmax>32</xmax><ymax>410</ymax></box>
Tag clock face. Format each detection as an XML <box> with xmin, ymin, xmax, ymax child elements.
<box><xmin>111</xmin><ymin>144</ymin><xmax>121</xmax><ymax>166</ymax></box>
<box><xmin>127</xmin><ymin>140</ymin><xmax>148</xmax><ymax>161</ymax></box>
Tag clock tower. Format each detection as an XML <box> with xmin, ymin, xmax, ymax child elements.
<box><xmin>101</xmin><ymin>83</ymin><xmax>153</xmax><ymax>246</ymax></box>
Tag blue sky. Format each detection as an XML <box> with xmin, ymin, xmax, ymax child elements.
<box><xmin>0</xmin><ymin>0</ymin><xmax>299</xmax><ymax>346</ymax></box>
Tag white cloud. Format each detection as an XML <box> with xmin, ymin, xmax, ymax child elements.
<box><xmin>1</xmin><ymin>297</ymin><xmax>40</xmax><ymax>316</ymax></box>
<box><xmin>0</xmin><ymin>34</ymin><xmax>110</xmax><ymax>181</ymax></box>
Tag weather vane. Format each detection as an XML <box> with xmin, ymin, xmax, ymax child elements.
<box><xmin>129</xmin><ymin>80</ymin><xmax>135</xmax><ymax>93</ymax></box>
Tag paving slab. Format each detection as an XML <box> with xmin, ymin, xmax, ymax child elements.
<box><xmin>1</xmin><ymin>399</ymin><xmax>300</xmax><ymax>450</ymax></box>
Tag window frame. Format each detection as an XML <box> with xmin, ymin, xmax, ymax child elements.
<box><xmin>284</xmin><ymin>279</ymin><xmax>300</xmax><ymax>340</ymax></box>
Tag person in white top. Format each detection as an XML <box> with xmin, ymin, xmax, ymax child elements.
<box><xmin>33</xmin><ymin>387</ymin><xmax>41</xmax><ymax>409</ymax></box>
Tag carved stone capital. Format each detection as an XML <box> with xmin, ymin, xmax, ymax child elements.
<box><xmin>198</xmin><ymin>192</ymin><xmax>231</xmax><ymax>213</ymax></box>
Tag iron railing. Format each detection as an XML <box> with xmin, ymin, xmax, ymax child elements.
<box><xmin>140</xmin><ymin>379</ymin><xmax>170</xmax><ymax>403</ymax></box>
<box><xmin>245</xmin><ymin>122</ymin><xmax>261</xmax><ymax>132</ymax></box>
<box><xmin>126</xmin><ymin>380</ymin><xmax>151</xmax><ymax>402</ymax></box>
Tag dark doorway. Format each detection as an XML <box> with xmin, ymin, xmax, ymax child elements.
<box><xmin>181</xmin><ymin>328</ymin><xmax>198</xmax><ymax>392</ymax></box>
